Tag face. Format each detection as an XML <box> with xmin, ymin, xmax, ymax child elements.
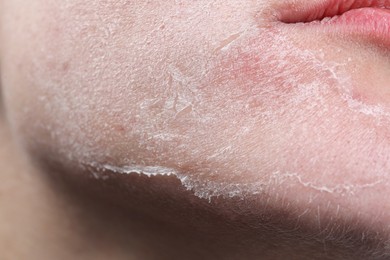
<box><xmin>2</xmin><ymin>0</ymin><xmax>390</xmax><ymax>258</ymax></box>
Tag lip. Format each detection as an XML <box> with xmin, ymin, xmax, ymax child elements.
<box><xmin>276</xmin><ymin>0</ymin><xmax>390</xmax><ymax>48</ymax></box>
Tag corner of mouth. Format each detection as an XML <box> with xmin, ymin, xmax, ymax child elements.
<box><xmin>276</xmin><ymin>0</ymin><xmax>390</xmax><ymax>24</ymax></box>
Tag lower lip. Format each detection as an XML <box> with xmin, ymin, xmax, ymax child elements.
<box><xmin>282</xmin><ymin>7</ymin><xmax>390</xmax><ymax>48</ymax></box>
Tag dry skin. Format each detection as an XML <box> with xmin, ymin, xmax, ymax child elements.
<box><xmin>2</xmin><ymin>0</ymin><xmax>390</xmax><ymax>246</ymax></box>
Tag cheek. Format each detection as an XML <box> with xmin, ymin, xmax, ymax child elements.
<box><xmin>201</xmin><ymin>28</ymin><xmax>390</xmax><ymax>193</ymax></box>
<box><xmin>3</xmin><ymin>0</ymin><xmax>390</xmax><ymax>207</ymax></box>
<box><xmin>0</xmin><ymin>12</ymin><xmax>346</xmax><ymax>174</ymax></box>
<box><xmin>203</xmin><ymin>29</ymin><xmax>339</xmax><ymax>108</ymax></box>
<box><xmin>2</xmin><ymin>0</ymin><xmax>259</xmax><ymax>168</ymax></box>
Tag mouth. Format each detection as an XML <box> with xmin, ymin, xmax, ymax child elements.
<box><xmin>277</xmin><ymin>0</ymin><xmax>390</xmax><ymax>47</ymax></box>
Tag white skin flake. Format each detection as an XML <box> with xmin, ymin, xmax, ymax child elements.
<box><xmin>87</xmin><ymin>162</ymin><xmax>384</xmax><ymax>202</ymax></box>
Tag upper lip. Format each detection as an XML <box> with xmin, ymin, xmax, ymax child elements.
<box><xmin>278</xmin><ymin>0</ymin><xmax>390</xmax><ymax>23</ymax></box>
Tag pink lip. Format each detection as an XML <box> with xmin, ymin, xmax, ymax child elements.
<box><xmin>278</xmin><ymin>0</ymin><xmax>390</xmax><ymax>47</ymax></box>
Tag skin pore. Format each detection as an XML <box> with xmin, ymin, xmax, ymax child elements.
<box><xmin>1</xmin><ymin>0</ymin><xmax>390</xmax><ymax>259</ymax></box>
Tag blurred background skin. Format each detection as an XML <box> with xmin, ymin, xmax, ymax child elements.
<box><xmin>2</xmin><ymin>0</ymin><xmax>390</xmax><ymax>259</ymax></box>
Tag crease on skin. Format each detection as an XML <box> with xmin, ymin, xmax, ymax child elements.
<box><xmin>343</xmin><ymin>93</ymin><xmax>390</xmax><ymax>118</ymax></box>
<box><xmin>291</xmin><ymin>43</ymin><xmax>390</xmax><ymax>120</ymax></box>
<box><xmin>168</xmin><ymin>65</ymin><xmax>190</xmax><ymax>85</ymax></box>
<box><xmin>261</xmin><ymin>32</ymin><xmax>390</xmax><ymax>121</ymax></box>
<box><xmin>335</xmin><ymin>72</ymin><xmax>390</xmax><ymax>119</ymax></box>
<box><xmin>213</xmin><ymin>32</ymin><xmax>243</xmax><ymax>53</ymax></box>
<box><xmin>87</xmin><ymin>163</ymin><xmax>384</xmax><ymax>202</ymax></box>
<box><xmin>280</xmin><ymin>172</ymin><xmax>383</xmax><ymax>195</ymax></box>
<box><xmin>317</xmin><ymin>53</ymin><xmax>390</xmax><ymax>119</ymax></box>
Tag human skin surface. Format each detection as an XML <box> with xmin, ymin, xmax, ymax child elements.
<box><xmin>1</xmin><ymin>0</ymin><xmax>390</xmax><ymax>259</ymax></box>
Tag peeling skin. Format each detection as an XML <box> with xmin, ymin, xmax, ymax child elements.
<box><xmin>3</xmin><ymin>0</ymin><xmax>390</xmax><ymax>241</ymax></box>
<box><xmin>213</xmin><ymin>32</ymin><xmax>243</xmax><ymax>53</ymax></box>
<box><xmin>92</xmin><ymin>164</ymin><xmax>179</xmax><ymax>177</ymax></box>
<box><xmin>88</xmin><ymin>162</ymin><xmax>267</xmax><ymax>201</ymax></box>
<box><xmin>88</xmin><ymin>163</ymin><xmax>384</xmax><ymax>201</ymax></box>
